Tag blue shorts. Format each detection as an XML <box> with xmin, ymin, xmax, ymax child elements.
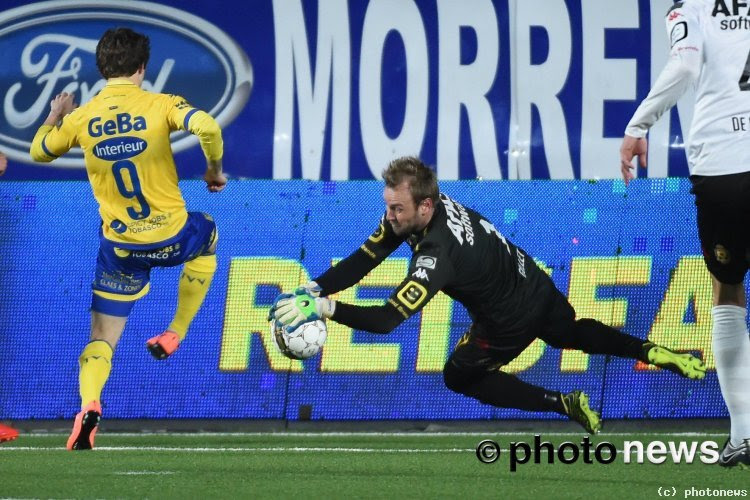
<box><xmin>91</xmin><ymin>212</ymin><xmax>217</xmax><ymax>316</ymax></box>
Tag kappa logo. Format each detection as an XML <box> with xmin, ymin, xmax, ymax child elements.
<box><xmin>0</xmin><ymin>1</ymin><xmax>252</xmax><ymax>166</ymax></box>
<box><xmin>415</xmin><ymin>255</ymin><xmax>437</xmax><ymax>269</ymax></box>
<box><xmin>412</xmin><ymin>268</ymin><xmax>430</xmax><ymax>281</ymax></box>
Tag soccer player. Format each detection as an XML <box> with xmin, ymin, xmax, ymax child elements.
<box><xmin>29</xmin><ymin>28</ymin><xmax>226</xmax><ymax>450</ymax></box>
<box><xmin>270</xmin><ymin>156</ymin><xmax>706</xmax><ymax>434</ymax></box>
<box><xmin>620</xmin><ymin>0</ymin><xmax>750</xmax><ymax>467</ymax></box>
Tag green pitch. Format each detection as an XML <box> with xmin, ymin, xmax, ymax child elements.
<box><xmin>0</xmin><ymin>432</ymin><xmax>746</xmax><ymax>498</ymax></box>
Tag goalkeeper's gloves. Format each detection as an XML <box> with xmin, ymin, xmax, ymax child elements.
<box><xmin>270</xmin><ymin>292</ymin><xmax>335</xmax><ymax>330</ymax></box>
<box><xmin>294</xmin><ymin>281</ymin><xmax>322</xmax><ymax>297</ymax></box>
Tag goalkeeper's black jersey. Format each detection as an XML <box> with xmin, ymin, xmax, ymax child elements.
<box><xmin>315</xmin><ymin>193</ymin><xmax>556</xmax><ymax>338</ymax></box>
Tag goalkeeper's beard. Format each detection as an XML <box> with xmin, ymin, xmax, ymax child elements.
<box><xmin>389</xmin><ymin>219</ymin><xmax>419</xmax><ymax>236</ymax></box>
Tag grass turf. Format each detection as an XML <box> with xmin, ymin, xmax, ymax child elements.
<box><xmin>0</xmin><ymin>432</ymin><xmax>747</xmax><ymax>498</ymax></box>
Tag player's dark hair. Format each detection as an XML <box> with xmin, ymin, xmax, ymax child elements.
<box><xmin>96</xmin><ymin>28</ymin><xmax>150</xmax><ymax>79</ymax></box>
<box><xmin>382</xmin><ymin>156</ymin><xmax>439</xmax><ymax>206</ymax></box>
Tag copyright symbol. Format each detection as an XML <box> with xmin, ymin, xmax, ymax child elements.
<box><xmin>476</xmin><ymin>439</ymin><xmax>500</xmax><ymax>464</ymax></box>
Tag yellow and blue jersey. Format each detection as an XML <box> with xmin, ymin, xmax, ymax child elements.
<box><xmin>30</xmin><ymin>79</ymin><xmax>223</xmax><ymax>246</ymax></box>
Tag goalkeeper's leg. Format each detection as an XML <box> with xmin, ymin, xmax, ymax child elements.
<box><xmin>443</xmin><ymin>332</ymin><xmax>601</xmax><ymax>434</ymax></box>
<box><xmin>539</xmin><ymin>291</ymin><xmax>706</xmax><ymax>380</ymax></box>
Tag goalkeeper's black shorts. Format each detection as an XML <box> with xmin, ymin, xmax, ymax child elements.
<box><xmin>448</xmin><ymin>286</ymin><xmax>575</xmax><ymax>373</ymax></box>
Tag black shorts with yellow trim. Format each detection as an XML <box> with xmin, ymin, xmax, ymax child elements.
<box><xmin>691</xmin><ymin>172</ymin><xmax>750</xmax><ymax>285</ymax></box>
<box><xmin>91</xmin><ymin>212</ymin><xmax>216</xmax><ymax>316</ymax></box>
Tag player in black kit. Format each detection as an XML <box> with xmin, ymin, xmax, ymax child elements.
<box><xmin>270</xmin><ymin>156</ymin><xmax>706</xmax><ymax>433</ymax></box>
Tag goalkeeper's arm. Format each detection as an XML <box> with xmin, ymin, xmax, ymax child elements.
<box><xmin>314</xmin><ymin>247</ymin><xmax>385</xmax><ymax>296</ymax></box>
<box><xmin>314</xmin><ymin>216</ymin><xmax>404</xmax><ymax>296</ymax></box>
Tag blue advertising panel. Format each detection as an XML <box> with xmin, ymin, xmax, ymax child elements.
<box><xmin>0</xmin><ymin>179</ymin><xmax>727</xmax><ymax>420</ymax></box>
<box><xmin>0</xmin><ymin>0</ymin><xmax>690</xmax><ymax>181</ymax></box>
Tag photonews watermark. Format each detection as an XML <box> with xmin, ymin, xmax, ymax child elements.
<box><xmin>658</xmin><ymin>486</ymin><xmax>748</xmax><ymax>497</ymax></box>
<box><xmin>475</xmin><ymin>435</ymin><xmax>720</xmax><ymax>472</ymax></box>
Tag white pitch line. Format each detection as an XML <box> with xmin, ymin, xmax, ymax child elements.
<box><xmin>1</xmin><ymin>446</ymin><xmax>474</xmax><ymax>453</ymax></box>
<box><xmin>15</xmin><ymin>431</ymin><xmax>725</xmax><ymax>438</ymax></box>
<box><xmin>114</xmin><ymin>471</ymin><xmax>177</xmax><ymax>475</ymax></box>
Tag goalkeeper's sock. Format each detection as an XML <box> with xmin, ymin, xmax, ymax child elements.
<box><xmin>444</xmin><ymin>364</ymin><xmax>566</xmax><ymax>412</ymax></box>
<box><xmin>78</xmin><ymin>340</ymin><xmax>113</xmax><ymax>408</ymax></box>
<box><xmin>168</xmin><ymin>254</ymin><xmax>217</xmax><ymax>340</ymax></box>
<box><xmin>712</xmin><ymin>305</ymin><xmax>750</xmax><ymax>446</ymax></box>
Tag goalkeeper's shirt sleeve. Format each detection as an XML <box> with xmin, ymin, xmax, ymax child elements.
<box><xmin>330</xmin><ymin>242</ymin><xmax>454</xmax><ymax>334</ymax></box>
<box><xmin>165</xmin><ymin>94</ymin><xmax>223</xmax><ymax>161</ymax></box>
<box><xmin>315</xmin><ymin>215</ymin><xmax>405</xmax><ymax>296</ymax></box>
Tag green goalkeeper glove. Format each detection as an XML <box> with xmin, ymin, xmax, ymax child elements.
<box><xmin>294</xmin><ymin>281</ymin><xmax>322</xmax><ymax>297</ymax></box>
<box><xmin>271</xmin><ymin>292</ymin><xmax>335</xmax><ymax>330</ymax></box>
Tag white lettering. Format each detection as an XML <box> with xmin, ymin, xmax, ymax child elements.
<box><xmin>646</xmin><ymin>440</ymin><xmax>667</xmax><ymax>464</ymax></box>
<box><xmin>699</xmin><ymin>440</ymin><xmax>720</xmax><ymax>464</ymax></box>
<box><xmin>623</xmin><ymin>440</ymin><xmax>643</xmax><ymax>464</ymax></box>
<box><xmin>272</xmin><ymin>0</ymin><xmax>351</xmax><ymax>179</ymax></box>
<box><xmin>580</xmin><ymin>0</ymin><xmax>639</xmax><ymax>179</ymax></box>
<box><xmin>667</xmin><ymin>440</ymin><xmax>698</xmax><ymax>463</ymax></box>
<box><xmin>511</xmin><ymin>0</ymin><xmax>574</xmax><ymax>179</ymax></box>
<box><xmin>360</xmin><ymin>0</ymin><xmax>428</xmax><ymax>176</ymax></box>
<box><xmin>436</xmin><ymin>0</ymin><xmax>501</xmax><ymax>179</ymax></box>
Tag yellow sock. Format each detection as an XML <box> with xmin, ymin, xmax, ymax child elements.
<box><xmin>168</xmin><ymin>254</ymin><xmax>217</xmax><ymax>340</ymax></box>
<box><xmin>79</xmin><ymin>340</ymin><xmax>113</xmax><ymax>408</ymax></box>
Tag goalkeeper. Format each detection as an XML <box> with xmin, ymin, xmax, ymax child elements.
<box><xmin>270</xmin><ymin>156</ymin><xmax>706</xmax><ymax>433</ymax></box>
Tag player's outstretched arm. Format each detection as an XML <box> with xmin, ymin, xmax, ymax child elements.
<box><xmin>0</xmin><ymin>152</ymin><xmax>7</xmax><ymax>176</ymax></box>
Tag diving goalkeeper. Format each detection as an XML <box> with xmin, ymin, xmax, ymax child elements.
<box><xmin>270</xmin><ymin>156</ymin><xmax>706</xmax><ymax>433</ymax></box>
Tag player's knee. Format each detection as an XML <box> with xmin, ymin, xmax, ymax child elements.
<box><xmin>545</xmin><ymin>318</ymin><xmax>600</xmax><ymax>349</ymax></box>
<box><xmin>79</xmin><ymin>340</ymin><xmax>114</xmax><ymax>365</ymax></box>
<box><xmin>442</xmin><ymin>360</ymin><xmax>473</xmax><ymax>395</ymax></box>
<box><xmin>185</xmin><ymin>253</ymin><xmax>217</xmax><ymax>274</ymax></box>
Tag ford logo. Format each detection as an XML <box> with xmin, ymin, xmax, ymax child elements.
<box><xmin>0</xmin><ymin>0</ymin><xmax>252</xmax><ymax>167</ymax></box>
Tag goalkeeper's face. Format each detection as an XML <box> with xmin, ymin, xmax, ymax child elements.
<box><xmin>383</xmin><ymin>182</ymin><xmax>432</xmax><ymax>236</ymax></box>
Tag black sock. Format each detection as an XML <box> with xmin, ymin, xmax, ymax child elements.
<box><xmin>461</xmin><ymin>371</ymin><xmax>566</xmax><ymax>413</ymax></box>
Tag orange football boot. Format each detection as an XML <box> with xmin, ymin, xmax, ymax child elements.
<box><xmin>0</xmin><ymin>424</ymin><xmax>19</xmax><ymax>443</ymax></box>
<box><xmin>146</xmin><ymin>331</ymin><xmax>180</xmax><ymax>359</ymax></box>
<box><xmin>66</xmin><ymin>400</ymin><xmax>101</xmax><ymax>450</ymax></box>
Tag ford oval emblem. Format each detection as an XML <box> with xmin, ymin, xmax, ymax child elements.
<box><xmin>0</xmin><ymin>0</ymin><xmax>252</xmax><ymax>167</ymax></box>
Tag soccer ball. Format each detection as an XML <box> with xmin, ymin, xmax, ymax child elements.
<box><xmin>270</xmin><ymin>319</ymin><xmax>327</xmax><ymax>360</ymax></box>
